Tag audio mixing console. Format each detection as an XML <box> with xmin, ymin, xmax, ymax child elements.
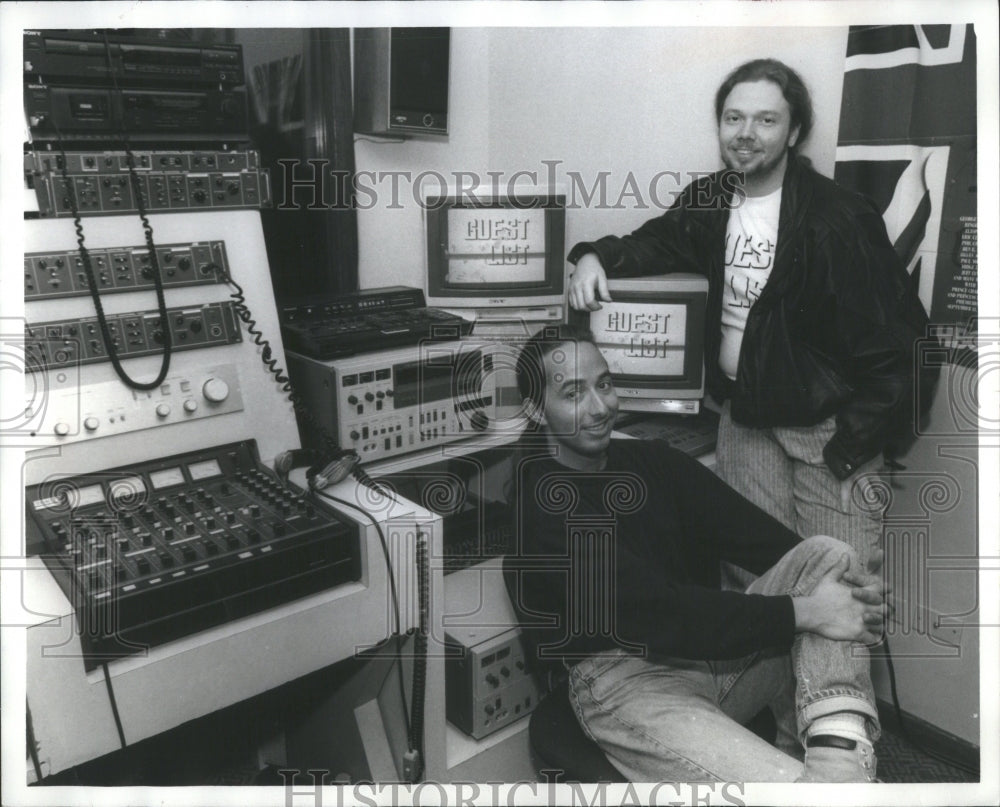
<box><xmin>26</xmin><ymin>440</ymin><xmax>361</xmax><ymax>669</ymax></box>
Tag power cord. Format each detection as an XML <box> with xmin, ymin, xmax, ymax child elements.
<box><xmin>314</xmin><ymin>488</ymin><xmax>421</xmax><ymax>779</ymax></box>
<box><xmin>101</xmin><ymin>661</ymin><xmax>128</xmax><ymax>750</ymax></box>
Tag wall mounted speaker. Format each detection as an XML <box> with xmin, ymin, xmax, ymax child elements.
<box><xmin>353</xmin><ymin>27</ymin><xmax>450</xmax><ymax>137</ymax></box>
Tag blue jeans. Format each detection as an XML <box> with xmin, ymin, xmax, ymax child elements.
<box><xmin>568</xmin><ymin>535</ymin><xmax>880</xmax><ymax>782</ymax></box>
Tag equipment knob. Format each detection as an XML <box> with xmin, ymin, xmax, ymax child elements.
<box><xmin>350</xmin><ymin>430</ymin><xmax>360</xmax><ymax>441</ymax></box>
<box><xmin>486</xmin><ymin>673</ymin><xmax>499</xmax><ymax>687</ymax></box>
<box><xmin>484</xmin><ymin>704</ymin><xmax>495</xmax><ymax>716</ymax></box>
<box><xmin>364</xmin><ymin>392</ymin><xmax>375</xmax><ymax>402</ymax></box>
<box><xmin>202</xmin><ymin>377</ymin><xmax>230</xmax><ymax>403</ymax></box>
<box><xmin>348</xmin><ymin>395</ymin><xmax>359</xmax><ymax>405</ymax></box>
<box><xmin>384</xmin><ymin>389</ymin><xmax>394</xmax><ymax>397</ymax></box>
<box><xmin>84</xmin><ymin>416</ymin><xmax>100</xmax><ymax>431</ymax></box>
<box><xmin>155</xmin><ymin>403</ymin><xmax>171</xmax><ymax>418</ymax></box>
<box><xmin>54</xmin><ymin>422</ymin><xmax>71</xmax><ymax>436</ymax></box>
<box><xmin>183</xmin><ymin>399</ymin><xmax>198</xmax><ymax>413</ymax></box>
<box><xmin>501</xmin><ymin>665</ymin><xmax>510</xmax><ymax>678</ymax></box>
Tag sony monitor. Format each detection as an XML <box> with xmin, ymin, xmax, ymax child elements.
<box><xmin>571</xmin><ymin>273</ymin><xmax>710</xmax><ymax>414</ymax></box>
<box><xmin>423</xmin><ymin>190</ymin><xmax>566</xmax><ymax>331</ymax></box>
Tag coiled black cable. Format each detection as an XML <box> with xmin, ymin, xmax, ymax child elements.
<box><xmin>48</xmin><ymin>135</ymin><xmax>173</xmax><ymax>391</ymax></box>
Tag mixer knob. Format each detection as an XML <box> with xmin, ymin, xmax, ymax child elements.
<box><xmin>225</xmin><ymin>512</ymin><xmax>236</xmax><ymax>524</ymax></box>
<box><xmin>183</xmin><ymin>399</ymin><xmax>198</xmax><ymax>413</ymax></box>
<box><xmin>84</xmin><ymin>416</ymin><xmax>100</xmax><ymax>432</ymax></box>
<box><xmin>155</xmin><ymin>403</ymin><xmax>171</xmax><ymax>418</ymax></box>
<box><xmin>250</xmin><ymin>504</ymin><xmax>261</xmax><ymax>518</ymax></box>
<box><xmin>182</xmin><ymin>545</ymin><xmax>197</xmax><ymax>562</ymax></box>
<box><xmin>205</xmin><ymin>517</ymin><xmax>216</xmax><ymax>529</ymax></box>
<box><xmin>185</xmin><ymin>522</ymin><xmax>197</xmax><ymax>535</ymax></box>
<box><xmin>202</xmin><ymin>377</ymin><xmax>230</xmax><ymax>403</ymax></box>
<box><xmin>138</xmin><ymin>557</ymin><xmax>151</xmax><ymax>574</ymax></box>
<box><xmin>162</xmin><ymin>527</ymin><xmax>174</xmax><ymax>540</ymax></box>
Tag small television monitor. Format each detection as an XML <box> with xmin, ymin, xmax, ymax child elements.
<box><xmin>423</xmin><ymin>190</ymin><xmax>566</xmax><ymax>329</ymax></box>
<box><xmin>571</xmin><ymin>274</ymin><xmax>709</xmax><ymax>414</ymax></box>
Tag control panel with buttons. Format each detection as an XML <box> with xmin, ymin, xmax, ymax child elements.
<box><xmin>24</xmin><ymin>301</ymin><xmax>242</xmax><ymax>372</ymax></box>
<box><xmin>24</xmin><ymin>240</ymin><xmax>228</xmax><ymax>300</ymax></box>
<box><xmin>287</xmin><ymin>340</ymin><xmax>504</xmax><ymax>465</ymax></box>
<box><xmin>22</xmin><ymin>363</ymin><xmax>244</xmax><ymax>446</ymax></box>
<box><xmin>24</xmin><ymin>149</ymin><xmax>270</xmax><ymax>218</ymax></box>
<box><xmin>25</xmin><ymin>439</ymin><xmax>361</xmax><ymax>670</ymax></box>
<box><xmin>443</xmin><ymin>564</ymin><xmax>543</xmax><ymax>739</ymax></box>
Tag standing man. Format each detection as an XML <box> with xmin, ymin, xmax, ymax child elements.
<box><xmin>511</xmin><ymin>324</ymin><xmax>887</xmax><ymax>782</ymax></box>
<box><xmin>566</xmin><ymin>59</ymin><xmax>929</xmax><ymax>564</ymax></box>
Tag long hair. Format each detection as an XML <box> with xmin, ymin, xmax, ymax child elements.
<box><xmin>714</xmin><ymin>59</ymin><xmax>814</xmax><ymax>151</ymax></box>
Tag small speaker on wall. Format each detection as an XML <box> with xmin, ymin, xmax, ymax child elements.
<box><xmin>353</xmin><ymin>27</ymin><xmax>450</xmax><ymax>137</ymax></box>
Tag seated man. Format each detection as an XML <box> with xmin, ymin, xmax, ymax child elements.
<box><xmin>509</xmin><ymin>323</ymin><xmax>887</xmax><ymax>782</ymax></box>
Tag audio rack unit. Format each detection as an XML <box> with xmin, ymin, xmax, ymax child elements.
<box><xmin>25</xmin><ymin>301</ymin><xmax>242</xmax><ymax>372</ymax></box>
<box><xmin>23</xmin><ymin>30</ymin><xmax>245</xmax><ymax>87</ymax></box>
<box><xmin>24</xmin><ymin>83</ymin><xmax>249</xmax><ymax>146</ymax></box>
<box><xmin>25</xmin><ymin>149</ymin><xmax>270</xmax><ymax>217</ymax></box>
<box><xmin>25</xmin><ymin>240</ymin><xmax>228</xmax><ymax>300</ymax></box>
<box><xmin>25</xmin><ymin>439</ymin><xmax>361</xmax><ymax>669</ymax></box>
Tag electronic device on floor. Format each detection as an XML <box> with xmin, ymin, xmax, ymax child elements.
<box><xmin>444</xmin><ymin>563</ymin><xmax>543</xmax><ymax>739</ymax></box>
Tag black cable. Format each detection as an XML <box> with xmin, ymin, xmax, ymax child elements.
<box><xmin>406</xmin><ymin>529</ymin><xmax>429</xmax><ymax>779</ymax></box>
<box><xmin>100</xmin><ymin>661</ymin><xmax>128</xmax><ymax>750</ymax></box>
<box><xmin>47</xmin><ymin>134</ymin><xmax>173</xmax><ymax>391</ymax></box>
<box><xmin>27</xmin><ymin>704</ymin><xmax>44</xmax><ymax>783</ymax></box>
<box><xmin>315</xmin><ymin>489</ymin><xmax>413</xmax><ymax>748</ymax></box>
<box><xmin>882</xmin><ymin>634</ymin><xmax>979</xmax><ymax>776</ymax></box>
<box><xmin>203</xmin><ymin>261</ymin><xmax>341</xmax><ymax>457</ymax></box>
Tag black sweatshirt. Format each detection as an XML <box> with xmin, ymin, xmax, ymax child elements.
<box><xmin>510</xmin><ymin>439</ymin><xmax>801</xmax><ymax>666</ymax></box>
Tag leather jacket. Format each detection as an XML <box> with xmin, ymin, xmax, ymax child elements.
<box><xmin>568</xmin><ymin>155</ymin><xmax>929</xmax><ymax>480</ymax></box>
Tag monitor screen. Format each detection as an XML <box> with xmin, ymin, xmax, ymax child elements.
<box><xmin>572</xmin><ymin>274</ymin><xmax>709</xmax><ymax>413</ymax></box>
<box><xmin>424</xmin><ymin>192</ymin><xmax>566</xmax><ymax>319</ymax></box>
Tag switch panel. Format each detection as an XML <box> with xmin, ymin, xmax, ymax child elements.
<box><xmin>25</xmin><ymin>240</ymin><xmax>228</xmax><ymax>300</ymax></box>
<box><xmin>24</xmin><ymin>149</ymin><xmax>270</xmax><ymax>217</ymax></box>
<box><xmin>25</xmin><ymin>301</ymin><xmax>242</xmax><ymax>372</ymax></box>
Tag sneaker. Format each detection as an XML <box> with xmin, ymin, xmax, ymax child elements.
<box><xmin>795</xmin><ymin>735</ymin><xmax>877</xmax><ymax>782</ymax></box>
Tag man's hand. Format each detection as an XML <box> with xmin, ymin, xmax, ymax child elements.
<box><xmin>840</xmin><ymin>547</ymin><xmax>888</xmax><ymax>606</ymax></box>
<box><xmin>567</xmin><ymin>253</ymin><xmax>611</xmax><ymax>311</ymax></box>
<box><xmin>793</xmin><ymin>553</ymin><xmax>886</xmax><ymax>644</ymax></box>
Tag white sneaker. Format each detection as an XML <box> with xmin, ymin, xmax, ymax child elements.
<box><xmin>796</xmin><ymin>735</ymin><xmax>878</xmax><ymax>782</ymax></box>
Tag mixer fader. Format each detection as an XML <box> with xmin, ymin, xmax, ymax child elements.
<box><xmin>26</xmin><ymin>440</ymin><xmax>361</xmax><ymax>669</ymax></box>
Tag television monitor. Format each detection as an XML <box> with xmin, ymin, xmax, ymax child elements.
<box><xmin>571</xmin><ymin>274</ymin><xmax>709</xmax><ymax>414</ymax></box>
<box><xmin>423</xmin><ymin>190</ymin><xmax>566</xmax><ymax>330</ymax></box>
